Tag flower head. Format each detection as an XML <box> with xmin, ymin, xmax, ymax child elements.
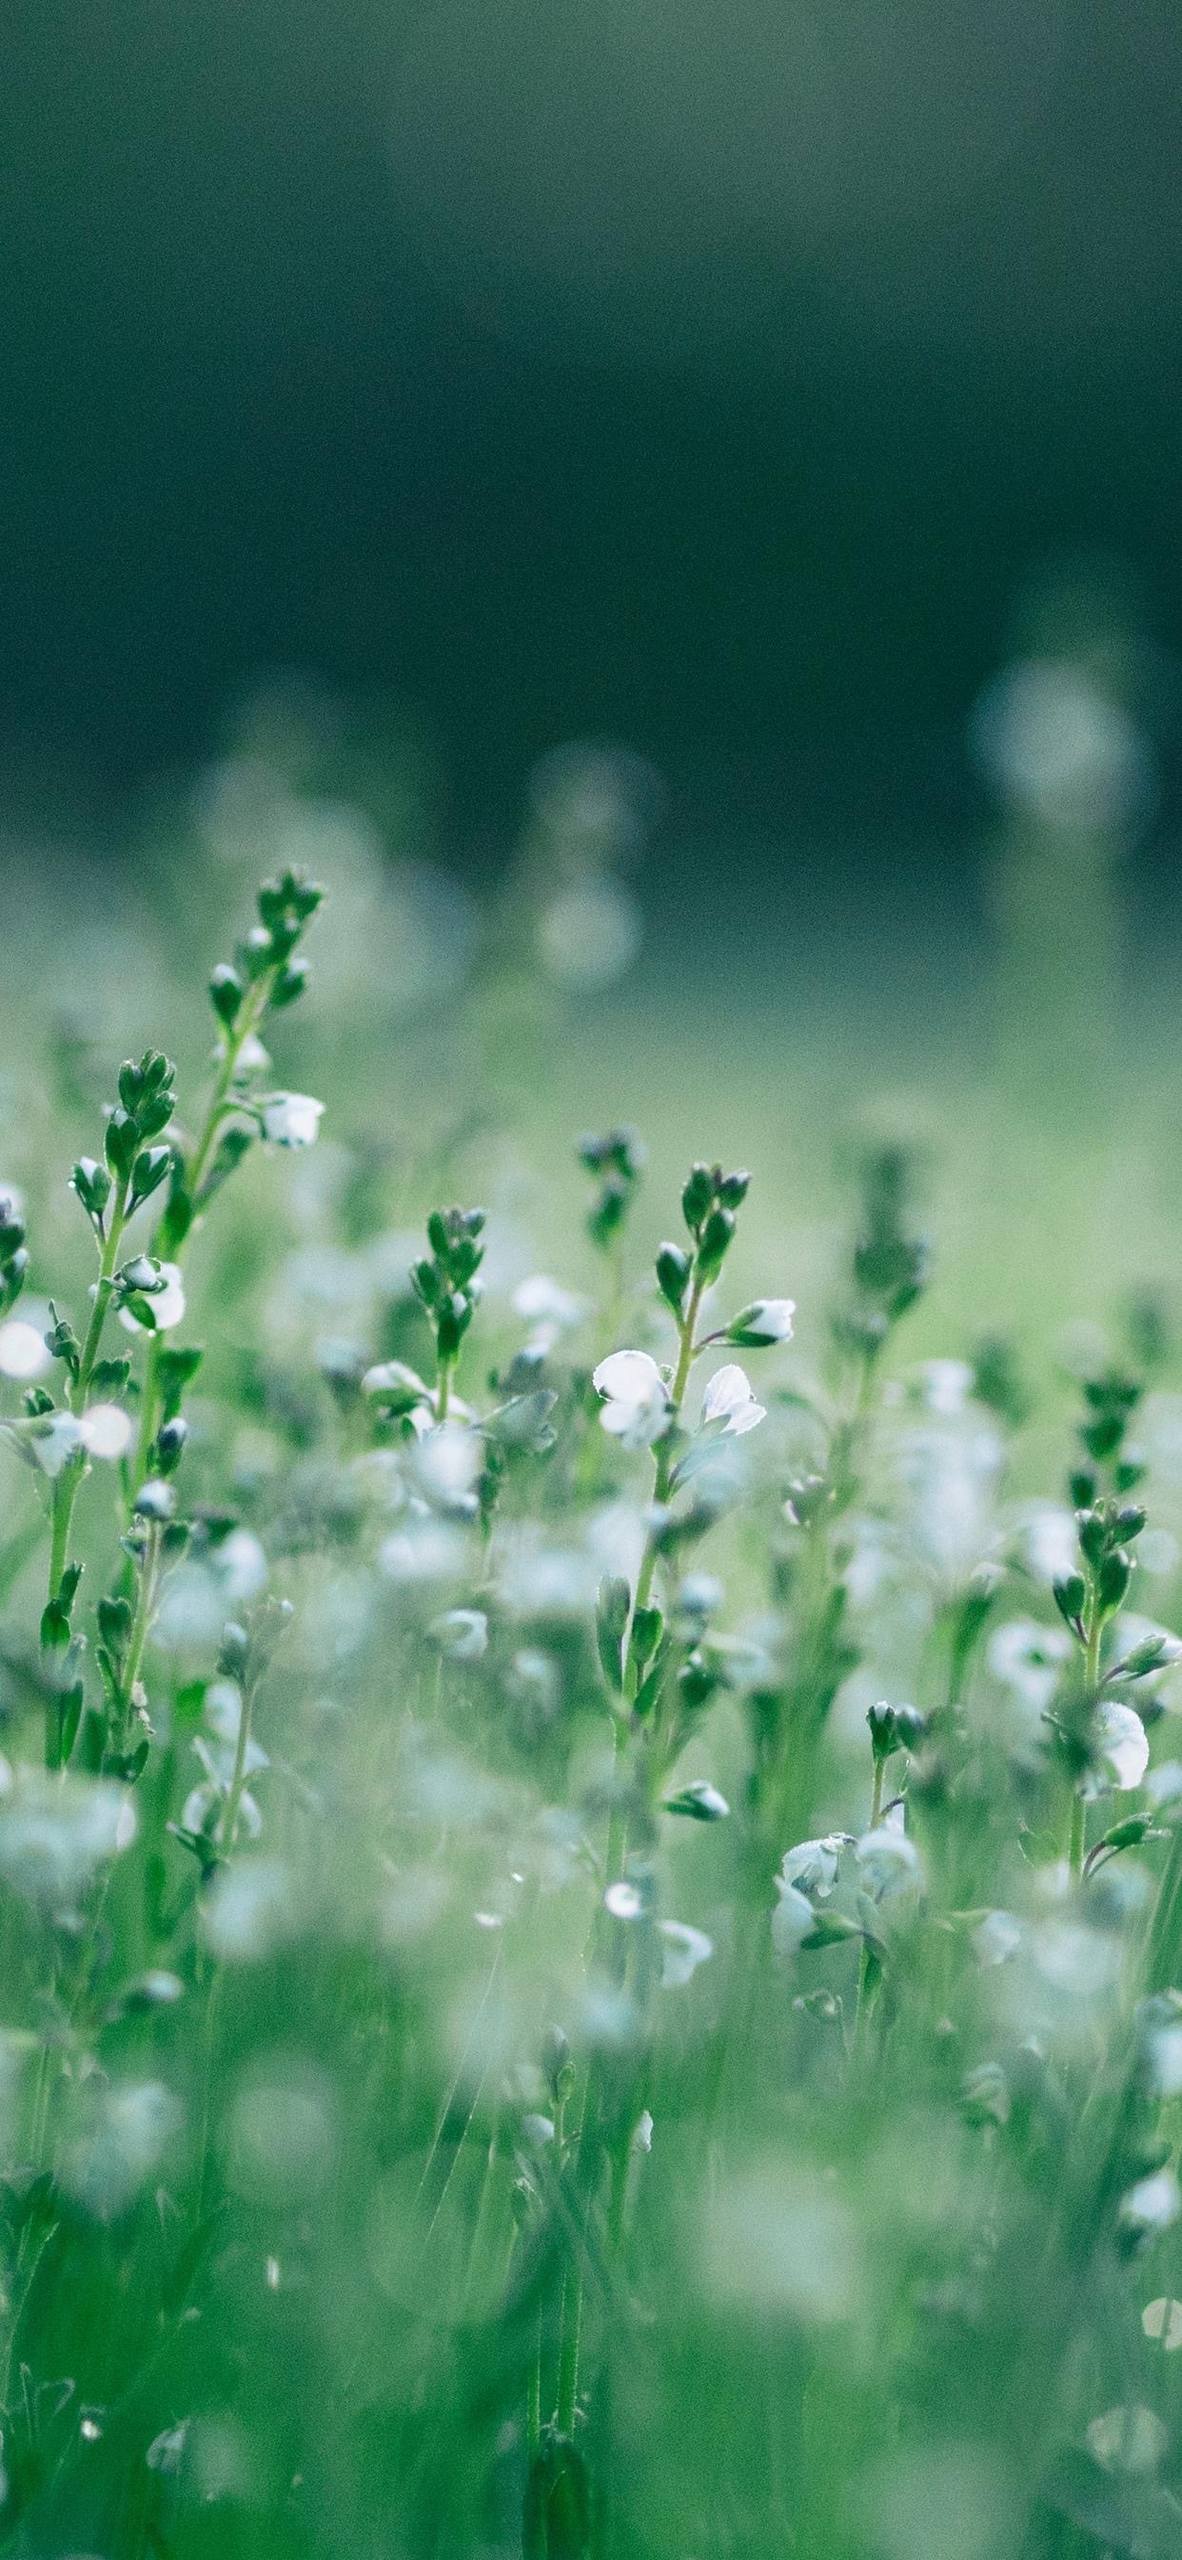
<box><xmin>120</xmin><ymin>1262</ymin><xmax>186</xmax><ymax>1335</ymax></box>
<box><xmin>725</xmin><ymin>1299</ymin><xmax>796</xmax><ymax>1347</ymax></box>
<box><xmin>592</xmin><ymin>1350</ymin><xmax>671</xmax><ymax>1449</ymax></box>
<box><xmin>699</xmin><ymin>1364</ymin><xmax>765</xmax><ymax>1439</ymax></box>
<box><xmin>260</xmin><ymin>1092</ymin><xmax>324</xmax><ymax>1149</ymax></box>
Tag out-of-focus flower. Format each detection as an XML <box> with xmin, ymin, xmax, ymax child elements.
<box><xmin>260</xmin><ymin>1092</ymin><xmax>324</xmax><ymax>1149</ymax></box>
<box><xmin>0</xmin><ymin>1318</ymin><xmax>50</xmax><ymax>1380</ymax></box>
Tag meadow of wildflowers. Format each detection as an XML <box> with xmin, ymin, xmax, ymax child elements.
<box><xmin>0</xmin><ymin>743</ymin><xmax>1181</xmax><ymax>2560</ymax></box>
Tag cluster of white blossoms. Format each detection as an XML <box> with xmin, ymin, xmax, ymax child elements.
<box><xmin>591</xmin><ymin>1350</ymin><xmax>769</xmax><ymax>1449</ymax></box>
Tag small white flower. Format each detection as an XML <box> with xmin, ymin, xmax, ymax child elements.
<box><xmin>0</xmin><ymin>1318</ymin><xmax>50</xmax><ymax>1381</ymax></box>
<box><xmin>988</xmin><ymin>1617</ymin><xmax>1070</xmax><ymax>1715</ymax></box>
<box><xmin>26</xmin><ymin>1412</ymin><xmax>84</xmax><ymax>1478</ymax></box>
<box><xmin>260</xmin><ymin>1092</ymin><xmax>324</xmax><ymax>1149</ymax></box>
<box><xmin>781</xmin><ymin>1837</ymin><xmax>841</xmax><ymax>1900</ymax></box>
<box><xmin>605</xmin><ymin>1880</ymin><xmax>644</xmax><ymax>1920</ymax></box>
<box><xmin>512</xmin><ymin>1274</ymin><xmax>589</xmax><ymax>1342</ymax></box>
<box><xmin>771</xmin><ymin>1879</ymin><xmax>814</xmax><ymax>1956</ymax></box>
<box><xmin>918</xmin><ymin>1357</ymin><xmax>974</xmax><ymax>1416</ymax></box>
<box><xmin>120</xmin><ymin>1262</ymin><xmax>186</xmax><ymax>1334</ymax></box>
<box><xmin>360</xmin><ymin>1359</ymin><xmax>432</xmax><ymax>1417</ymax></box>
<box><xmin>727</xmin><ymin>1299</ymin><xmax>796</xmax><ymax>1347</ymax></box>
<box><xmin>1119</xmin><ymin>2165</ymin><xmax>1181</xmax><ymax>2242</ymax></box>
<box><xmin>855</xmin><ymin>1819</ymin><xmax>923</xmax><ymax>1901</ymax></box>
<box><xmin>973</xmin><ymin>1909</ymin><xmax>1022</xmax><ymax>1968</ymax></box>
<box><xmin>699</xmin><ymin>1364</ymin><xmax>766</xmax><ymax>1439</ymax></box>
<box><xmin>411</xmin><ymin>1420</ymin><xmax>481</xmax><ymax>1513</ymax></box>
<box><xmin>79</xmin><ymin>1404</ymin><xmax>134</xmax><ymax>1462</ymax></box>
<box><xmin>430</xmin><ymin>1607</ymin><xmax>489</xmax><ymax>1662</ymax></box>
<box><xmin>1083</xmin><ymin>1700</ymin><xmax>1149</xmax><ymax>1797</ymax></box>
<box><xmin>1086</xmin><ymin>2404</ymin><xmax>1168</xmax><ymax>2476</ymax></box>
<box><xmin>1142</xmin><ymin>2297</ymin><xmax>1182</xmax><ymax>2351</ymax></box>
<box><xmin>659</xmin><ymin>1919</ymin><xmax>713</xmax><ymax>1987</ymax></box>
<box><xmin>592</xmin><ymin>1349</ymin><xmax>671</xmax><ymax>1449</ymax></box>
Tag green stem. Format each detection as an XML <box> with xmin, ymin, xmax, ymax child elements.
<box><xmin>217</xmin><ymin>1672</ymin><xmax>258</xmax><ymax>1851</ymax></box>
<box><xmin>626</xmin><ymin>1277</ymin><xmax>703</xmax><ymax>1681</ymax></box>
<box><xmin>1068</xmin><ymin>1789</ymin><xmax>1087</xmax><ymax>1887</ymax></box>
<box><xmin>119</xmin><ymin>1525</ymin><xmax>161</xmax><ymax>1741</ymax></box>
<box><xmin>45</xmin><ymin>1179</ymin><xmax>130</xmax><ymax>1659</ymax></box>
<box><xmin>185</xmin><ymin>975</ymin><xmax>273</xmax><ymax>1202</ymax></box>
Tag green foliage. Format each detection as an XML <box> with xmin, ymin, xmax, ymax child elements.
<box><xmin>0</xmin><ymin>859</ymin><xmax>1180</xmax><ymax>2560</ymax></box>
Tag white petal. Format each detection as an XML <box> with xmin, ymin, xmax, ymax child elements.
<box><xmin>27</xmin><ymin>1413</ymin><xmax>84</xmax><ymax>1477</ymax></box>
<box><xmin>593</xmin><ymin>1349</ymin><xmax>663</xmax><ymax>1406</ymax></box>
<box><xmin>1094</xmin><ymin>1700</ymin><xmax>1150</xmax><ymax>1793</ymax></box>
<box><xmin>701</xmin><ymin>1363</ymin><xmax>752</xmax><ymax>1423</ymax></box>
<box><xmin>260</xmin><ymin>1092</ymin><xmax>324</xmax><ymax>1148</ymax></box>
<box><xmin>658</xmin><ymin>1920</ymin><xmax>713</xmax><ymax>1987</ymax></box>
<box><xmin>725</xmin><ymin>1396</ymin><xmax>766</xmax><ymax>1438</ymax></box>
<box><xmin>771</xmin><ymin>1880</ymin><xmax>814</xmax><ymax>1955</ymax></box>
<box><xmin>599</xmin><ymin>1386</ymin><xmax>669</xmax><ymax>1448</ymax></box>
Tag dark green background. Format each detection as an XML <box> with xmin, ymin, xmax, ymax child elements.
<box><xmin>3</xmin><ymin>0</ymin><xmax>1180</xmax><ymax>857</ymax></box>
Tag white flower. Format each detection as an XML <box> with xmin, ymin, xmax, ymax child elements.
<box><xmin>659</xmin><ymin>1920</ymin><xmax>713</xmax><ymax>1987</ymax></box>
<box><xmin>605</xmin><ymin>1880</ymin><xmax>643</xmax><ymax>1919</ymax></box>
<box><xmin>511</xmin><ymin>1273</ymin><xmax>589</xmax><ymax>1349</ymax></box>
<box><xmin>0</xmin><ymin>1319</ymin><xmax>50</xmax><ymax>1381</ymax></box>
<box><xmin>430</xmin><ymin>1607</ymin><xmax>489</xmax><ymax>1662</ymax></box>
<box><xmin>855</xmin><ymin>1816</ymin><xmax>923</xmax><ymax>1902</ymax></box>
<box><xmin>411</xmin><ymin>1421</ymin><xmax>481</xmax><ymax>1513</ymax></box>
<box><xmin>918</xmin><ymin>1357</ymin><xmax>974</xmax><ymax>1416</ymax></box>
<box><xmin>592</xmin><ymin>1350</ymin><xmax>671</xmax><ymax>1449</ymax></box>
<box><xmin>79</xmin><ymin>1404</ymin><xmax>134</xmax><ymax>1461</ymax></box>
<box><xmin>973</xmin><ymin>1909</ymin><xmax>1022</xmax><ymax>1968</ymax></box>
<box><xmin>1142</xmin><ymin>2297</ymin><xmax>1182</xmax><ymax>2351</ymax></box>
<box><xmin>120</xmin><ymin>1262</ymin><xmax>186</xmax><ymax>1334</ymax></box>
<box><xmin>1083</xmin><ymin>1700</ymin><xmax>1149</xmax><ymax>1797</ymax></box>
<box><xmin>360</xmin><ymin>1360</ymin><xmax>432</xmax><ymax>1417</ymax></box>
<box><xmin>1120</xmin><ymin>2165</ymin><xmax>1181</xmax><ymax>2242</ymax></box>
<box><xmin>771</xmin><ymin>1880</ymin><xmax>814</xmax><ymax>1956</ymax></box>
<box><xmin>699</xmin><ymin>1364</ymin><xmax>765</xmax><ymax>1438</ymax></box>
<box><xmin>25</xmin><ymin>1412</ymin><xmax>84</xmax><ymax>1478</ymax></box>
<box><xmin>988</xmin><ymin>1618</ymin><xmax>1071</xmax><ymax>1716</ymax></box>
<box><xmin>727</xmin><ymin>1299</ymin><xmax>796</xmax><ymax>1347</ymax></box>
<box><xmin>260</xmin><ymin>1092</ymin><xmax>324</xmax><ymax>1149</ymax></box>
<box><xmin>1086</xmin><ymin>2404</ymin><xmax>1169</xmax><ymax>2476</ymax></box>
<box><xmin>781</xmin><ymin>1837</ymin><xmax>841</xmax><ymax>1899</ymax></box>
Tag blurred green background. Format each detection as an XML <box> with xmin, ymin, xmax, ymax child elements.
<box><xmin>3</xmin><ymin>0</ymin><xmax>1181</xmax><ymax>882</ymax></box>
<box><xmin>3</xmin><ymin>0</ymin><xmax>1182</xmax><ymax>1325</ymax></box>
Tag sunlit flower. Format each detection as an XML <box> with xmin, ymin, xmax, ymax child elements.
<box><xmin>592</xmin><ymin>1349</ymin><xmax>671</xmax><ymax>1448</ymax></box>
<box><xmin>700</xmin><ymin>1363</ymin><xmax>765</xmax><ymax>1438</ymax></box>
<box><xmin>260</xmin><ymin>1092</ymin><xmax>324</xmax><ymax>1149</ymax></box>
